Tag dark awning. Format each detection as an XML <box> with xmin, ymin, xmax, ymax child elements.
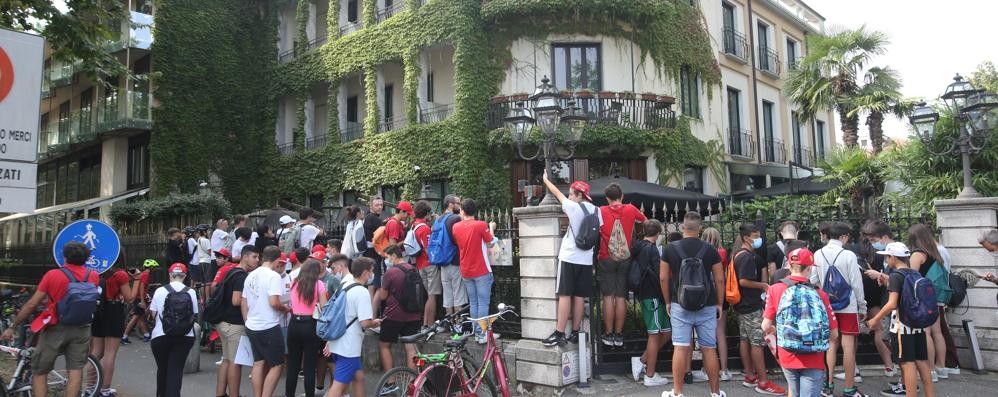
<box><xmin>731</xmin><ymin>176</ymin><xmax>837</xmax><ymax>200</ymax></box>
<box><xmin>586</xmin><ymin>176</ymin><xmax>724</xmax><ymax>217</ymax></box>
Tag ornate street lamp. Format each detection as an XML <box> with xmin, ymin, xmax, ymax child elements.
<box><xmin>504</xmin><ymin>76</ymin><xmax>591</xmax><ymax>206</ymax></box>
<box><xmin>909</xmin><ymin>74</ymin><xmax>998</xmax><ymax>198</ymax></box>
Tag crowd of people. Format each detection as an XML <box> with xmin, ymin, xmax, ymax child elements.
<box><xmin>1</xmin><ymin>182</ymin><xmax>997</xmax><ymax>397</ymax></box>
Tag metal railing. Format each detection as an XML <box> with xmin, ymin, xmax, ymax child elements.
<box><xmin>338</xmin><ymin>21</ymin><xmax>363</xmax><ymax>36</ymax></box>
<box><xmin>758</xmin><ymin>46</ymin><xmax>781</xmax><ymax>77</ymax></box>
<box><xmin>306</xmin><ymin>134</ymin><xmax>330</xmax><ymax>150</ymax></box>
<box><xmin>376</xmin><ymin>3</ymin><xmax>406</xmax><ymax>23</ymax></box>
<box><xmin>788</xmin><ymin>56</ymin><xmax>803</xmax><ymax>72</ymax></box>
<box><xmin>278</xmin><ymin>47</ymin><xmax>296</xmax><ymax>63</ymax></box>
<box><xmin>49</xmin><ymin>63</ymin><xmax>76</xmax><ymax>87</ymax></box>
<box><xmin>722</xmin><ymin>28</ymin><xmax>749</xmax><ymax>62</ymax></box>
<box><xmin>97</xmin><ymin>90</ymin><xmax>152</xmax><ymax>133</ymax></box>
<box><xmin>378</xmin><ymin>115</ymin><xmax>408</xmax><ymax>132</ymax></box>
<box><xmin>418</xmin><ymin>103</ymin><xmax>453</xmax><ymax>124</ymax></box>
<box><xmin>728</xmin><ymin>128</ymin><xmax>755</xmax><ymax>158</ymax></box>
<box><xmin>487</xmin><ymin>91</ymin><xmax>676</xmax><ymax>131</ymax></box>
<box><xmin>277</xmin><ymin>142</ymin><xmax>295</xmax><ymax>156</ymax></box>
<box><xmin>793</xmin><ymin>145</ymin><xmax>812</xmax><ymax>167</ymax></box>
<box><xmin>307</xmin><ymin>35</ymin><xmax>327</xmax><ymax>51</ymax></box>
<box><xmin>764</xmin><ymin>137</ymin><xmax>786</xmax><ymax>164</ymax></box>
<box><xmin>341</xmin><ymin>122</ymin><xmax>364</xmax><ymax>142</ymax></box>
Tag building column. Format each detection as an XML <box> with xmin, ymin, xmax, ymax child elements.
<box><xmin>307</xmin><ymin>2</ymin><xmax>317</xmax><ymax>42</ymax></box>
<box><xmin>337</xmin><ymin>82</ymin><xmax>347</xmax><ymax>133</ymax></box>
<box><xmin>417</xmin><ymin>50</ymin><xmax>430</xmax><ymax>109</ymax></box>
<box><xmin>934</xmin><ymin>197</ymin><xmax>998</xmax><ymax>371</ymax></box>
<box><xmin>304</xmin><ymin>96</ymin><xmax>315</xmax><ymax>142</ymax></box>
<box><xmin>375</xmin><ymin>67</ymin><xmax>385</xmax><ymax>125</ymax></box>
<box><xmin>512</xmin><ymin>205</ymin><xmax>591</xmax><ymax>393</ymax></box>
<box><xmin>96</xmin><ymin>136</ymin><xmax>130</xmax><ymax>223</ymax></box>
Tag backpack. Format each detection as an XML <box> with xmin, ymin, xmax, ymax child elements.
<box><xmin>674</xmin><ymin>242</ymin><xmax>712</xmax><ymax>311</ymax></box>
<box><xmin>160</xmin><ymin>284</ymin><xmax>195</xmax><ymax>336</ymax></box>
<box><xmin>317</xmin><ymin>283</ymin><xmax>364</xmax><ymax>341</ymax></box>
<box><xmin>427</xmin><ymin>213</ymin><xmax>459</xmax><ymax>266</ymax></box>
<box><xmin>56</xmin><ymin>268</ymin><xmax>100</xmax><ymax>326</ymax></box>
<box><xmin>725</xmin><ymin>249</ymin><xmax>746</xmax><ymax>305</ymax></box>
<box><xmin>372</xmin><ymin>219</ymin><xmax>396</xmax><ymax>257</ymax></box>
<box><xmin>627</xmin><ymin>241</ymin><xmax>656</xmax><ymax>291</ymax></box>
<box><xmin>775</xmin><ymin>278</ymin><xmax>831</xmax><ymax>353</ymax></box>
<box><xmin>202</xmin><ymin>267</ymin><xmax>246</xmax><ymax>324</ymax></box>
<box><xmin>819</xmin><ymin>250</ymin><xmax>851</xmax><ymax>311</ymax></box>
<box><xmin>925</xmin><ymin>261</ymin><xmax>952</xmax><ymax>305</ymax></box>
<box><xmin>395</xmin><ymin>264</ymin><xmax>426</xmax><ymax>313</ymax></box>
<box><xmin>279</xmin><ymin>224</ymin><xmax>303</xmax><ymax>254</ymax></box>
<box><xmin>898</xmin><ymin>268</ymin><xmax>938</xmax><ymax>329</ymax></box>
<box><xmin>573</xmin><ymin>203</ymin><xmax>601</xmax><ymax>251</ymax></box>
<box><xmin>403</xmin><ymin>223</ymin><xmax>427</xmax><ymax>258</ymax></box>
<box><xmin>607</xmin><ymin>217</ymin><xmax>630</xmax><ymax>261</ymax></box>
<box><xmin>948</xmin><ymin>272</ymin><xmax>968</xmax><ymax>308</ymax></box>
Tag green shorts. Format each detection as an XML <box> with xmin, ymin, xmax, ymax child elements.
<box><xmin>33</xmin><ymin>323</ymin><xmax>91</xmax><ymax>374</ymax></box>
<box><xmin>640</xmin><ymin>298</ymin><xmax>671</xmax><ymax>334</ymax></box>
<box><xmin>737</xmin><ymin>309</ymin><xmax>765</xmax><ymax>346</ymax></box>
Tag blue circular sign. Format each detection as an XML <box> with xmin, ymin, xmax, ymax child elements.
<box><xmin>52</xmin><ymin>220</ymin><xmax>121</xmax><ymax>274</ymax></box>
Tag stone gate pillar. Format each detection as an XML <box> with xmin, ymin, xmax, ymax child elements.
<box><xmin>512</xmin><ymin>204</ymin><xmax>591</xmax><ymax>393</ymax></box>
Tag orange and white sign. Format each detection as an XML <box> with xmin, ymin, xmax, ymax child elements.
<box><xmin>0</xmin><ymin>28</ymin><xmax>43</xmax><ymax>213</ymax></box>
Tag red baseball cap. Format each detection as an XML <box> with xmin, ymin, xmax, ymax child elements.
<box><xmin>787</xmin><ymin>248</ymin><xmax>815</xmax><ymax>266</ymax></box>
<box><xmin>169</xmin><ymin>263</ymin><xmax>187</xmax><ymax>274</ymax></box>
<box><xmin>215</xmin><ymin>248</ymin><xmax>231</xmax><ymax>259</ymax></box>
<box><xmin>310</xmin><ymin>251</ymin><xmax>326</xmax><ymax>261</ymax></box>
<box><xmin>570</xmin><ymin>181</ymin><xmax>592</xmax><ymax>201</ymax></box>
<box><xmin>289</xmin><ymin>252</ymin><xmax>299</xmax><ymax>264</ymax></box>
<box><xmin>312</xmin><ymin>244</ymin><xmax>326</xmax><ymax>252</ymax></box>
<box><xmin>278</xmin><ymin>253</ymin><xmax>290</xmax><ymax>264</ymax></box>
<box><xmin>397</xmin><ymin>201</ymin><xmax>414</xmax><ymax>216</ymax></box>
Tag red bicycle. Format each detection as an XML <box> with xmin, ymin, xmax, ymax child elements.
<box><xmin>406</xmin><ymin>303</ymin><xmax>517</xmax><ymax>397</ymax></box>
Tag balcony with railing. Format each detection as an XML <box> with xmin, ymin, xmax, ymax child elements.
<box><xmin>728</xmin><ymin>128</ymin><xmax>755</xmax><ymax>159</ymax></box>
<box><xmin>722</xmin><ymin>28</ymin><xmax>749</xmax><ymax>63</ymax></box>
<box><xmin>341</xmin><ymin>122</ymin><xmax>364</xmax><ymax>143</ymax></box>
<box><xmin>278</xmin><ymin>35</ymin><xmax>329</xmax><ymax>63</ymax></box>
<box><xmin>378</xmin><ymin>115</ymin><xmax>408</xmax><ymax>133</ymax></box>
<box><xmin>418</xmin><ymin>104</ymin><xmax>453</xmax><ymax>124</ymax></box>
<box><xmin>792</xmin><ymin>145</ymin><xmax>812</xmax><ymax>167</ymax></box>
<box><xmin>306</xmin><ymin>134</ymin><xmax>331</xmax><ymax>151</ymax></box>
<box><xmin>339</xmin><ymin>21</ymin><xmax>363</xmax><ymax>36</ymax></box>
<box><xmin>764</xmin><ymin>137</ymin><xmax>786</xmax><ymax>164</ymax></box>
<box><xmin>106</xmin><ymin>11</ymin><xmax>154</xmax><ymax>52</ymax></box>
<box><xmin>41</xmin><ymin>76</ymin><xmax>53</xmax><ymax>98</ymax></box>
<box><xmin>376</xmin><ymin>3</ymin><xmax>406</xmax><ymax>23</ymax></box>
<box><xmin>68</xmin><ymin>109</ymin><xmax>97</xmax><ymax>144</ymax></box>
<box><xmin>487</xmin><ymin>91</ymin><xmax>676</xmax><ymax>131</ymax></box>
<box><xmin>757</xmin><ymin>47</ymin><xmax>781</xmax><ymax>77</ymax></box>
<box><xmin>50</xmin><ymin>62</ymin><xmax>76</xmax><ymax>88</ymax></box>
<box><xmin>97</xmin><ymin>90</ymin><xmax>152</xmax><ymax>134</ymax></box>
<box><xmin>277</xmin><ymin>142</ymin><xmax>295</xmax><ymax>156</ymax></box>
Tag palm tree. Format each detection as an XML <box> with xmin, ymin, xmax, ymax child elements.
<box><xmin>845</xmin><ymin>67</ymin><xmax>912</xmax><ymax>153</ymax></box>
<box><xmin>785</xmin><ymin>26</ymin><xmax>889</xmax><ymax>147</ymax></box>
<box><xmin>816</xmin><ymin>147</ymin><xmax>881</xmax><ymax>214</ymax></box>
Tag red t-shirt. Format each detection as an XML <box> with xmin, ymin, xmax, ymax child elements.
<box><xmin>102</xmin><ymin>270</ymin><xmax>130</xmax><ymax>301</ymax></box>
<box><xmin>598</xmin><ymin>204</ymin><xmax>647</xmax><ymax>260</ymax></box>
<box><xmin>213</xmin><ymin>263</ymin><xmax>237</xmax><ymax>284</ymax></box>
<box><xmin>763</xmin><ymin>275</ymin><xmax>838</xmax><ymax>369</ymax></box>
<box><xmin>382</xmin><ymin>263</ymin><xmax>423</xmax><ymax>322</ymax></box>
<box><xmin>452</xmin><ymin>219</ymin><xmax>495</xmax><ymax>279</ymax></box>
<box><xmin>412</xmin><ymin>219</ymin><xmax>432</xmax><ymax>269</ymax></box>
<box><xmin>717</xmin><ymin>246</ymin><xmax>728</xmax><ymax>265</ymax></box>
<box><xmin>35</xmin><ymin>264</ymin><xmax>100</xmax><ymax>328</ymax></box>
<box><xmin>385</xmin><ymin>217</ymin><xmax>405</xmax><ymax>243</ymax></box>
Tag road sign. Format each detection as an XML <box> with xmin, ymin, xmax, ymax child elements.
<box><xmin>0</xmin><ymin>28</ymin><xmax>44</xmax><ymax>214</ymax></box>
<box><xmin>0</xmin><ymin>159</ymin><xmax>36</xmax><ymax>213</ymax></box>
<box><xmin>52</xmin><ymin>220</ymin><xmax>121</xmax><ymax>274</ymax></box>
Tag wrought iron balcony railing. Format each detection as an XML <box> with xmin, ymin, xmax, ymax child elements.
<box><xmin>728</xmin><ymin>128</ymin><xmax>755</xmax><ymax>159</ymax></box>
<box><xmin>758</xmin><ymin>46</ymin><xmax>781</xmax><ymax>77</ymax></box>
<box><xmin>765</xmin><ymin>137</ymin><xmax>786</xmax><ymax>164</ymax></box>
<box><xmin>722</xmin><ymin>28</ymin><xmax>749</xmax><ymax>63</ymax></box>
<box><xmin>487</xmin><ymin>91</ymin><xmax>676</xmax><ymax>131</ymax></box>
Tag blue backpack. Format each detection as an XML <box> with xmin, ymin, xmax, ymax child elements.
<box><xmin>427</xmin><ymin>213</ymin><xmax>458</xmax><ymax>266</ymax></box>
<box><xmin>316</xmin><ymin>283</ymin><xmax>363</xmax><ymax>341</ymax></box>
<box><xmin>899</xmin><ymin>268</ymin><xmax>938</xmax><ymax>329</ymax></box>
<box><xmin>775</xmin><ymin>278</ymin><xmax>831</xmax><ymax>353</ymax></box>
<box><xmin>819</xmin><ymin>250</ymin><xmax>851</xmax><ymax>311</ymax></box>
<box><xmin>56</xmin><ymin>268</ymin><xmax>100</xmax><ymax>326</ymax></box>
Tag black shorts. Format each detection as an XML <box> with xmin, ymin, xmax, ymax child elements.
<box><xmin>91</xmin><ymin>302</ymin><xmax>127</xmax><ymax>338</ymax></box>
<box><xmin>556</xmin><ymin>261</ymin><xmax>594</xmax><ymax>298</ymax></box>
<box><xmin>132</xmin><ymin>302</ymin><xmax>146</xmax><ymax>316</ymax></box>
<box><xmin>189</xmin><ymin>264</ymin><xmax>206</xmax><ymax>283</ymax></box>
<box><xmin>379</xmin><ymin>319</ymin><xmax>420</xmax><ymax>343</ymax></box>
<box><xmin>246</xmin><ymin>325</ymin><xmax>286</xmax><ymax>366</ymax></box>
<box><xmin>891</xmin><ymin>331</ymin><xmax>928</xmax><ymax>363</ymax></box>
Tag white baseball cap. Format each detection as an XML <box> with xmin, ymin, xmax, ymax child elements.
<box><xmin>876</xmin><ymin>241</ymin><xmax>911</xmax><ymax>257</ymax></box>
<box><xmin>279</xmin><ymin>215</ymin><xmax>295</xmax><ymax>225</ymax></box>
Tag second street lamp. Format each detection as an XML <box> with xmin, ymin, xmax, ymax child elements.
<box><xmin>504</xmin><ymin>76</ymin><xmax>592</xmax><ymax>206</ymax></box>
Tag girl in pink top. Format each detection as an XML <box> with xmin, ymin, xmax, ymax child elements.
<box><xmin>286</xmin><ymin>259</ymin><xmax>328</xmax><ymax>397</ymax></box>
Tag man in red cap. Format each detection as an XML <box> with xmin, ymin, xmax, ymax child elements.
<box><xmin>540</xmin><ymin>169</ymin><xmax>598</xmax><ymax>347</ymax></box>
<box><xmin>387</xmin><ymin>201</ymin><xmax>413</xmax><ymax>247</ymax></box>
<box><xmin>762</xmin><ymin>248</ymin><xmax>839</xmax><ymax>397</ymax></box>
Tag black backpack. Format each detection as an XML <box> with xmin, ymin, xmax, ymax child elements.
<box><xmin>161</xmin><ymin>285</ymin><xmax>195</xmax><ymax>336</ymax></box>
<box><xmin>573</xmin><ymin>203</ymin><xmax>601</xmax><ymax>251</ymax></box>
<box><xmin>948</xmin><ymin>273</ymin><xmax>968</xmax><ymax>308</ymax></box>
<box><xmin>202</xmin><ymin>268</ymin><xmax>245</xmax><ymax>324</ymax></box>
<box><xmin>674</xmin><ymin>242</ymin><xmax>712</xmax><ymax>311</ymax></box>
<box><xmin>396</xmin><ymin>264</ymin><xmax>426</xmax><ymax>313</ymax></box>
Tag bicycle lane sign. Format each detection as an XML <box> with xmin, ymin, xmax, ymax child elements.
<box><xmin>52</xmin><ymin>220</ymin><xmax>120</xmax><ymax>273</ymax></box>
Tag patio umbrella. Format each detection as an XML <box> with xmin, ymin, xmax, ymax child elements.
<box><xmin>586</xmin><ymin>175</ymin><xmax>724</xmax><ymax>219</ymax></box>
<box><xmin>731</xmin><ymin>176</ymin><xmax>837</xmax><ymax>200</ymax></box>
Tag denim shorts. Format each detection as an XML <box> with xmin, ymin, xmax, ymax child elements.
<box><xmin>669</xmin><ymin>303</ymin><xmax>718</xmax><ymax>348</ymax></box>
<box><xmin>782</xmin><ymin>368</ymin><xmax>825</xmax><ymax>397</ymax></box>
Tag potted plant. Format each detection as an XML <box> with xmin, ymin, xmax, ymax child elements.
<box><xmin>657</xmin><ymin>95</ymin><xmax>676</xmax><ymax>105</ymax></box>
<box><xmin>619</xmin><ymin>91</ymin><xmax>636</xmax><ymax>100</ymax></box>
<box><xmin>598</xmin><ymin>90</ymin><xmax>616</xmax><ymax>99</ymax></box>
<box><xmin>491</xmin><ymin>94</ymin><xmax>509</xmax><ymax>104</ymax></box>
<box><xmin>641</xmin><ymin>92</ymin><xmax>658</xmax><ymax>101</ymax></box>
<box><xmin>576</xmin><ymin>89</ymin><xmax>594</xmax><ymax>99</ymax></box>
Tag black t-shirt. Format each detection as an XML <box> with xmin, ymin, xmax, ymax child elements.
<box><xmin>734</xmin><ymin>248</ymin><xmax>766</xmax><ymax>314</ymax></box>
<box><xmin>363</xmin><ymin>212</ymin><xmax>383</xmax><ymax>243</ymax></box>
<box><xmin>221</xmin><ymin>268</ymin><xmax>248</xmax><ymax>325</ymax></box>
<box><xmin>633</xmin><ymin>239</ymin><xmax>663</xmax><ymax>300</ymax></box>
<box><xmin>864</xmin><ymin>252</ymin><xmax>887</xmax><ymax>307</ymax></box>
<box><xmin>662</xmin><ymin>237</ymin><xmax>723</xmax><ymax>306</ymax></box>
<box><xmin>910</xmin><ymin>249</ymin><xmax>939</xmax><ymax>278</ymax></box>
<box><xmin>444</xmin><ymin>212</ymin><xmax>461</xmax><ymax>266</ymax></box>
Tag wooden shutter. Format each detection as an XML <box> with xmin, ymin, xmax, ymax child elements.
<box><xmin>629</xmin><ymin>158</ymin><xmax>648</xmax><ymax>181</ymax></box>
<box><xmin>573</xmin><ymin>159</ymin><xmax>589</xmax><ymax>181</ymax></box>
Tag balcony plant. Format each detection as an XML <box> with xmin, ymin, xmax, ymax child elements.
<box><xmin>597</xmin><ymin>90</ymin><xmax>616</xmax><ymax>99</ymax></box>
<box><xmin>576</xmin><ymin>89</ymin><xmax>594</xmax><ymax>99</ymax></box>
<box><xmin>641</xmin><ymin>92</ymin><xmax>657</xmax><ymax>101</ymax></box>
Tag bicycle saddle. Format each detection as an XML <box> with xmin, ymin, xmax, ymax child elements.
<box><xmin>445</xmin><ymin>334</ymin><xmax>471</xmax><ymax>349</ymax></box>
<box><xmin>398</xmin><ymin>334</ymin><xmax>422</xmax><ymax>344</ymax></box>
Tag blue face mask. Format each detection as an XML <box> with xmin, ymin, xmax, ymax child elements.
<box><xmin>751</xmin><ymin>237</ymin><xmax>763</xmax><ymax>249</ymax></box>
<box><xmin>872</xmin><ymin>241</ymin><xmax>886</xmax><ymax>251</ymax></box>
<box><xmin>366</xmin><ymin>273</ymin><xmax>375</xmax><ymax>285</ymax></box>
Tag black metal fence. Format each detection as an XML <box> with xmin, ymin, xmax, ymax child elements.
<box><xmin>480</xmin><ymin>208</ymin><xmax>521</xmax><ymax>339</ymax></box>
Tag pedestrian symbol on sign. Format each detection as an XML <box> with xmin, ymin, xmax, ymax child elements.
<box><xmin>52</xmin><ymin>220</ymin><xmax>121</xmax><ymax>274</ymax></box>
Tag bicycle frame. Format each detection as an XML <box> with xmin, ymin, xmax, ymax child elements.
<box><xmin>467</xmin><ymin>321</ymin><xmax>510</xmax><ymax>397</ymax></box>
<box><xmin>0</xmin><ymin>344</ymin><xmax>32</xmax><ymax>394</ymax></box>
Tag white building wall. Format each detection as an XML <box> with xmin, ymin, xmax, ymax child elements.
<box><xmin>425</xmin><ymin>45</ymin><xmax>456</xmax><ymax>106</ymax></box>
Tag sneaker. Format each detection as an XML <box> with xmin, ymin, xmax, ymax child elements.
<box><xmin>370</xmin><ymin>327</ymin><xmax>381</xmax><ymax>334</ymax></box>
<box><xmin>684</xmin><ymin>372</ymin><xmax>693</xmax><ymax>384</ymax></box>
<box><xmin>821</xmin><ymin>382</ymin><xmax>834</xmax><ymax>397</ymax></box>
<box><xmin>451</xmin><ymin>324</ymin><xmax>463</xmax><ymax>335</ymax></box>
<box><xmin>214</xmin><ymin>359</ymin><xmax>223</xmax><ymax>366</ymax></box>
<box><xmin>931</xmin><ymin>369</ymin><xmax>938</xmax><ymax>382</ymax></box>
<box><xmin>644</xmin><ymin>373</ymin><xmax>671</xmax><ymax>387</ymax></box>
<box><xmin>100</xmin><ymin>388</ymin><xmax>118</xmax><ymax>397</ymax></box>
<box><xmin>935</xmin><ymin>368</ymin><xmax>949</xmax><ymax>379</ymax></box>
<box><xmin>842</xmin><ymin>387</ymin><xmax>869</xmax><ymax>397</ymax></box>
<box><xmin>567</xmin><ymin>330</ymin><xmax>579</xmax><ymax>344</ymax></box>
<box><xmin>631</xmin><ymin>357</ymin><xmax>645</xmax><ymax>382</ymax></box>
<box><xmin>615</xmin><ymin>333</ymin><xmax>624</xmax><ymax>347</ymax></box>
<box><xmin>379</xmin><ymin>382</ymin><xmax>400</xmax><ymax>395</ymax></box>
<box><xmin>720</xmin><ymin>369</ymin><xmax>734</xmax><ymax>381</ymax></box>
<box><xmin>142</xmin><ymin>335</ymin><xmax>151</xmax><ymax>343</ymax></box>
<box><xmin>691</xmin><ymin>369</ymin><xmax>709</xmax><ymax>382</ymax></box>
<box><xmin>944</xmin><ymin>366</ymin><xmax>961</xmax><ymax>375</ymax></box>
<box><xmin>883</xmin><ymin>366</ymin><xmax>898</xmax><ymax>377</ymax></box>
<box><xmin>742</xmin><ymin>374</ymin><xmax>759</xmax><ymax>388</ymax></box>
<box><xmin>712</xmin><ymin>392</ymin><xmax>727</xmax><ymax>397</ymax></box>
<box><xmin>120</xmin><ymin>337</ymin><xmax>131</xmax><ymax>345</ymax></box>
<box><xmin>541</xmin><ymin>331</ymin><xmax>567</xmax><ymax>347</ymax></box>
<box><xmin>601</xmin><ymin>334</ymin><xmax>615</xmax><ymax>347</ymax></box>
<box><xmin>755</xmin><ymin>380</ymin><xmax>786</xmax><ymax>395</ymax></box>
<box><xmin>835</xmin><ymin>370</ymin><xmax>863</xmax><ymax>383</ymax></box>
<box><xmin>880</xmin><ymin>382</ymin><xmax>906</xmax><ymax>396</ymax></box>
<box><xmin>662</xmin><ymin>390</ymin><xmax>682</xmax><ymax>397</ymax></box>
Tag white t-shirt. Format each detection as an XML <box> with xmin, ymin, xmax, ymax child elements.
<box><xmin>149</xmin><ymin>281</ymin><xmax>198</xmax><ymax>339</ymax></box>
<box><xmin>299</xmin><ymin>224</ymin><xmax>321</xmax><ymax>250</ymax></box>
<box><xmin>210</xmin><ymin>229</ymin><xmax>228</xmax><ymax>252</ymax></box>
<box><xmin>558</xmin><ymin>200</ymin><xmax>599</xmax><ymax>265</ymax></box>
<box><xmin>289</xmin><ymin>267</ymin><xmax>301</xmax><ymax>281</ymax></box>
<box><xmin>196</xmin><ymin>237</ymin><xmax>213</xmax><ymax>264</ymax></box>
<box><xmin>327</xmin><ymin>281</ymin><xmax>372</xmax><ymax>358</ymax></box>
<box><xmin>249</xmin><ymin>232</ymin><xmax>259</xmax><ymax>246</ymax></box>
<box><xmin>243</xmin><ymin>266</ymin><xmax>285</xmax><ymax>331</ymax></box>
<box><xmin>232</xmin><ymin>239</ymin><xmax>249</xmax><ymax>259</ymax></box>
<box><xmin>187</xmin><ymin>238</ymin><xmax>199</xmax><ymax>266</ymax></box>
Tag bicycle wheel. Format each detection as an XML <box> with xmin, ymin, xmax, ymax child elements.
<box><xmin>409</xmin><ymin>364</ymin><xmax>458</xmax><ymax>397</ymax></box>
<box><xmin>48</xmin><ymin>354</ymin><xmax>103</xmax><ymax>397</ymax></box>
<box><xmin>375</xmin><ymin>367</ymin><xmax>418</xmax><ymax>397</ymax></box>
<box><xmin>461</xmin><ymin>355</ymin><xmax>497</xmax><ymax>397</ymax></box>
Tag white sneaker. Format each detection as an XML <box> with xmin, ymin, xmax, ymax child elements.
<box><xmin>930</xmin><ymin>369</ymin><xmax>938</xmax><ymax>383</ymax></box>
<box><xmin>631</xmin><ymin>357</ymin><xmax>645</xmax><ymax>382</ymax></box>
<box><xmin>935</xmin><ymin>368</ymin><xmax>948</xmax><ymax>379</ymax></box>
<box><xmin>944</xmin><ymin>367</ymin><xmax>960</xmax><ymax>375</ymax></box>
<box><xmin>691</xmin><ymin>369</ymin><xmax>709</xmax><ymax>382</ymax></box>
<box><xmin>644</xmin><ymin>373</ymin><xmax>671</xmax><ymax>387</ymax></box>
<box><xmin>214</xmin><ymin>359</ymin><xmax>223</xmax><ymax>366</ymax></box>
<box><xmin>834</xmin><ymin>370</ymin><xmax>863</xmax><ymax>383</ymax></box>
<box><xmin>712</xmin><ymin>391</ymin><xmax>727</xmax><ymax>397</ymax></box>
<box><xmin>720</xmin><ymin>370</ymin><xmax>733</xmax><ymax>381</ymax></box>
<box><xmin>884</xmin><ymin>366</ymin><xmax>899</xmax><ymax>377</ymax></box>
<box><xmin>662</xmin><ymin>390</ymin><xmax>682</xmax><ymax>397</ymax></box>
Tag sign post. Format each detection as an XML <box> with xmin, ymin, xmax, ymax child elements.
<box><xmin>0</xmin><ymin>28</ymin><xmax>45</xmax><ymax>213</ymax></box>
<box><xmin>52</xmin><ymin>220</ymin><xmax>121</xmax><ymax>274</ymax></box>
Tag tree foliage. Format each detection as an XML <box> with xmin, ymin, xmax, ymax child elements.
<box><xmin>846</xmin><ymin>67</ymin><xmax>911</xmax><ymax>153</ymax></box>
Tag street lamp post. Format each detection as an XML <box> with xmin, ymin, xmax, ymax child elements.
<box><xmin>504</xmin><ymin>76</ymin><xmax>590</xmax><ymax>206</ymax></box>
<box><xmin>909</xmin><ymin>74</ymin><xmax>998</xmax><ymax>198</ymax></box>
